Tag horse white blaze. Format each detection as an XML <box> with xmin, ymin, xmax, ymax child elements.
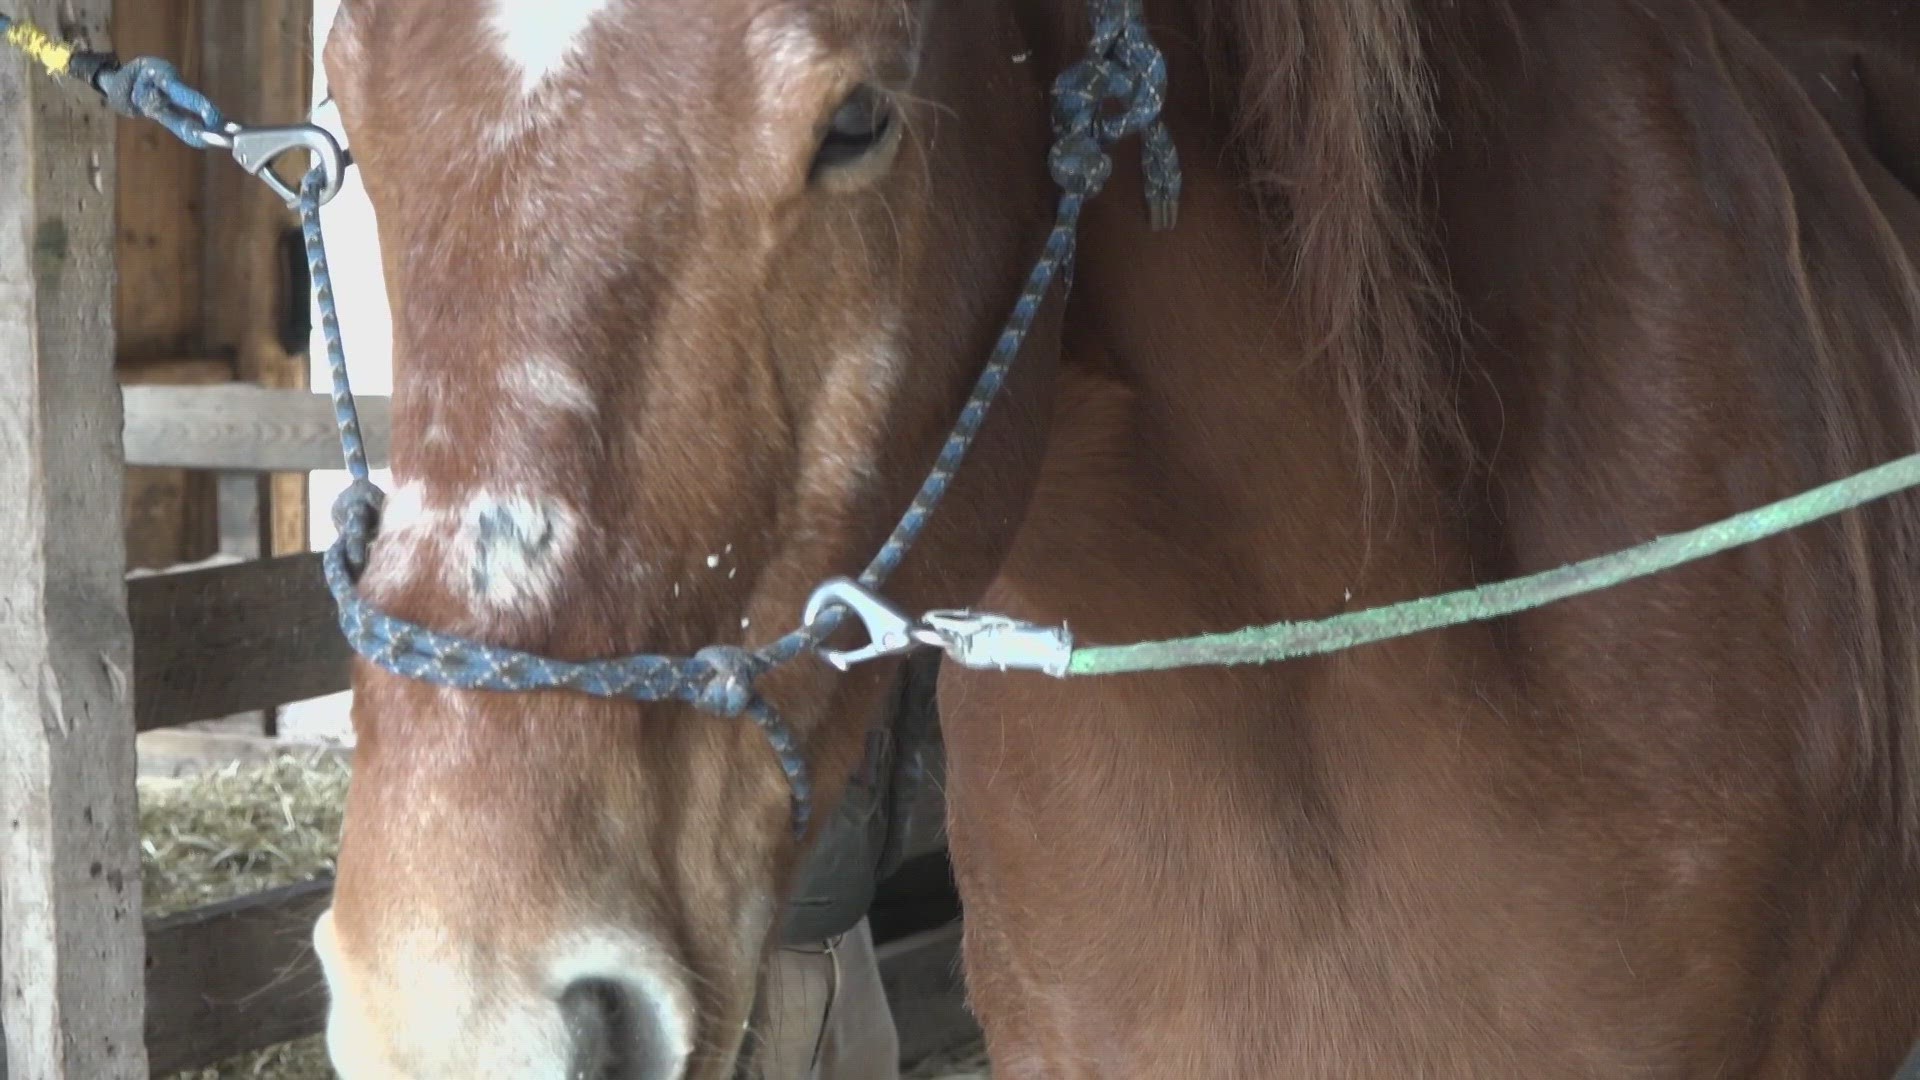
<box><xmin>486</xmin><ymin>0</ymin><xmax>617</xmax><ymax>97</ymax></box>
<box><xmin>501</xmin><ymin>355</ymin><xmax>598</xmax><ymax>417</ymax></box>
<box><xmin>376</xmin><ymin>479</ymin><xmax>434</xmax><ymax>531</ymax></box>
<box><xmin>458</xmin><ymin>489</ymin><xmax>584</xmax><ymax>617</ymax></box>
<box><xmin>360</xmin><ymin>480</ymin><xmax>585</xmax><ymax>617</ymax></box>
<box><xmin>358</xmin><ymin>480</ymin><xmax>455</xmax><ymax>597</ymax></box>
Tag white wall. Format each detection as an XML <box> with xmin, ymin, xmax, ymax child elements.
<box><xmin>282</xmin><ymin>0</ymin><xmax>399</xmax><ymax>744</ymax></box>
<box><xmin>306</xmin><ymin>0</ymin><xmax>396</xmax><ymax>552</ymax></box>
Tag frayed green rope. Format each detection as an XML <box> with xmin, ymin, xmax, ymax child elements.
<box><xmin>1067</xmin><ymin>451</ymin><xmax>1920</xmax><ymax>676</ymax></box>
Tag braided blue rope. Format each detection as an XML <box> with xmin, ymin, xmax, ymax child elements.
<box><xmin>0</xmin><ymin>16</ymin><xmax>224</xmax><ymax>146</ymax></box>
<box><xmin>757</xmin><ymin>1</ymin><xmax>1179</xmax><ymax>667</ymax></box>
<box><xmin>49</xmin><ymin>0</ymin><xmax>1180</xmax><ymax>837</ymax></box>
<box><xmin>96</xmin><ymin>56</ymin><xmax>226</xmax><ymax>147</ymax></box>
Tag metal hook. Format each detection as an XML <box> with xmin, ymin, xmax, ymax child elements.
<box><xmin>199</xmin><ymin>121</ymin><xmax>348</xmax><ymax>207</ymax></box>
<box><xmin>801</xmin><ymin>578</ymin><xmax>1076</xmax><ymax>677</ymax></box>
<box><xmin>801</xmin><ymin>578</ymin><xmax>933</xmax><ymax>672</ymax></box>
<box><xmin>917</xmin><ymin>609</ymin><xmax>1075</xmax><ymax>677</ymax></box>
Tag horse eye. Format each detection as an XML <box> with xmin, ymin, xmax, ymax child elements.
<box><xmin>811</xmin><ymin>85</ymin><xmax>896</xmax><ymax>178</ymax></box>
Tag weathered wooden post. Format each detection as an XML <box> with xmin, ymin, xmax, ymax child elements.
<box><xmin>0</xmin><ymin>0</ymin><xmax>148</xmax><ymax>1076</ymax></box>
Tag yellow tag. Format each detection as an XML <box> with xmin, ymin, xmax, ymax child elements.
<box><xmin>5</xmin><ymin>21</ymin><xmax>77</xmax><ymax>78</ymax></box>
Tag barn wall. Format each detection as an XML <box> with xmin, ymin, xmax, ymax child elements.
<box><xmin>115</xmin><ymin>0</ymin><xmax>314</xmax><ymax>571</ymax></box>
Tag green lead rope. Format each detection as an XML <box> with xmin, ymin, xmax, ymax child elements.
<box><xmin>1066</xmin><ymin>450</ymin><xmax>1920</xmax><ymax>676</ymax></box>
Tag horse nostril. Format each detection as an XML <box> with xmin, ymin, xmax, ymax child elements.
<box><xmin>561</xmin><ymin>977</ymin><xmax>685</xmax><ymax>1080</ymax></box>
<box><xmin>562</xmin><ymin>978</ymin><xmax>616</xmax><ymax>1079</ymax></box>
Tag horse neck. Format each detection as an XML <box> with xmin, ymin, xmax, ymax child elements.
<box><xmin>1001</xmin><ymin>21</ymin><xmax>1463</xmax><ymax>633</ymax></box>
<box><xmin>992</xmin><ymin>164</ymin><xmax>1463</xmax><ymax>660</ymax></box>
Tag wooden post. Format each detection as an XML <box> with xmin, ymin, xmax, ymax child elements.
<box><xmin>119</xmin><ymin>358</ymin><xmax>233</xmax><ymax>572</ymax></box>
<box><xmin>200</xmin><ymin>0</ymin><xmax>315</xmax><ymax>562</ymax></box>
<box><xmin>115</xmin><ymin>0</ymin><xmax>227</xmax><ymax>576</ymax></box>
<box><xmin>0</xmin><ymin>0</ymin><xmax>148</xmax><ymax>1075</ymax></box>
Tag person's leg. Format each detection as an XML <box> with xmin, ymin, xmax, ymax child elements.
<box><xmin>761</xmin><ymin>654</ymin><xmax>942</xmax><ymax>1076</ymax></box>
<box><xmin>757</xmin><ymin>917</ymin><xmax>901</xmax><ymax>1079</ymax></box>
<box><xmin>811</xmin><ymin>919</ymin><xmax>900</xmax><ymax>1079</ymax></box>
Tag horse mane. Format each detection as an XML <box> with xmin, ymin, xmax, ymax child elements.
<box><xmin>1195</xmin><ymin>0</ymin><xmax>1920</xmax><ymax>858</ymax></box>
<box><xmin>1187</xmin><ymin>0</ymin><xmax>1920</xmax><ymax>855</ymax></box>
<box><xmin>1191</xmin><ymin>0</ymin><xmax>1475</xmax><ymax>476</ymax></box>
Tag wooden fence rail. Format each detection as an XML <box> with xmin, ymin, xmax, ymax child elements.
<box><xmin>122</xmin><ymin>385</ymin><xmax>391</xmax><ymax>472</ymax></box>
<box><xmin>143</xmin><ymin>880</ymin><xmax>335</xmax><ymax>1075</ymax></box>
<box><xmin>128</xmin><ymin>553</ymin><xmax>349</xmax><ymax>731</ymax></box>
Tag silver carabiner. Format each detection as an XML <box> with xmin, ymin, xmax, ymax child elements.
<box><xmin>801</xmin><ymin>578</ymin><xmax>934</xmax><ymax>672</ymax></box>
<box><xmin>917</xmin><ymin>609</ymin><xmax>1074</xmax><ymax>677</ymax></box>
<box><xmin>800</xmin><ymin>578</ymin><xmax>1076</xmax><ymax>677</ymax></box>
<box><xmin>200</xmin><ymin>121</ymin><xmax>348</xmax><ymax>207</ymax></box>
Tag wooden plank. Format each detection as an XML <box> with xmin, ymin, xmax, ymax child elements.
<box><xmin>211</xmin><ymin>470</ymin><xmax>278</xmax><ymax>738</ymax></box>
<box><xmin>265</xmin><ymin>376</ymin><xmax>315</xmax><ymax>558</ymax></box>
<box><xmin>112</xmin><ymin>0</ymin><xmax>203</xmax><ymax>364</ymax></box>
<box><xmin>142</xmin><ymin>879</ymin><xmax>334</xmax><ymax>1076</ymax></box>
<box><xmin>197</xmin><ymin>0</ymin><xmax>312</xmax><ymax>384</ymax></box>
<box><xmin>119</xmin><ymin>359</ymin><xmax>232</xmax><ymax>571</ymax></box>
<box><xmin>198</xmin><ymin>0</ymin><xmax>316</xmax><ymax>561</ymax></box>
<box><xmin>129</xmin><ymin>553</ymin><xmax>352</xmax><ymax>730</ymax></box>
<box><xmin>122</xmin><ymin>384</ymin><xmax>390</xmax><ymax>472</ymax></box>
<box><xmin>0</xmin><ymin>0</ymin><xmax>149</xmax><ymax>1074</ymax></box>
<box><xmin>113</xmin><ymin>0</ymin><xmax>220</xmax><ymax>581</ymax></box>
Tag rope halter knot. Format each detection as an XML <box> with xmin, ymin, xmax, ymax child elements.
<box><xmin>689</xmin><ymin>645</ymin><xmax>765</xmax><ymax>718</ymax></box>
<box><xmin>96</xmin><ymin>56</ymin><xmax>226</xmax><ymax>148</ymax></box>
<box><xmin>1049</xmin><ymin>6</ymin><xmax>1181</xmax><ymax>229</ymax></box>
<box><xmin>329</xmin><ymin>478</ymin><xmax>385</xmax><ymax>572</ymax></box>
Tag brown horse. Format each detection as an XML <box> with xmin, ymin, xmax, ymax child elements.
<box><xmin>309</xmin><ymin>0</ymin><xmax>1920</xmax><ymax>1076</ymax></box>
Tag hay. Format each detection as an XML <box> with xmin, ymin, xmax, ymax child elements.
<box><xmin>141</xmin><ymin>748</ymin><xmax>347</xmax><ymax>1079</ymax></box>
<box><xmin>164</xmin><ymin>1036</ymin><xmax>332</xmax><ymax>1080</ymax></box>
<box><xmin>141</xmin><ymin>748</ymin><xmax>350</xmax><ymax>918</ymax></box>
<box><xmin>139</xmin><ymin>747</ymin><xmax>991</xmax><ymax>1079</ymax></box>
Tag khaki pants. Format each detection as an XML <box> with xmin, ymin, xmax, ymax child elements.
<box><xmin>757</xmin><ymin>917</ymin><xmax>900</xmax><ymax>1079</ymax></box>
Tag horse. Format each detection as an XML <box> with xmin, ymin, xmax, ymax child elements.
<box><xmin>307</xmin><ymin>0</ymin><xmax>1920</xmax><ymax>1076</ymax></box>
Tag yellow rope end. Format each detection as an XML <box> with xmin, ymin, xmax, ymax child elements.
<box><xmin>4</xmin><ymin>20</ymin><xmax>77</xmax><ymax>78</ymax></box>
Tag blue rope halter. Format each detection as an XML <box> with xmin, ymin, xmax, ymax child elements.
<box><xmin>77</xmin><ymin>1</ymin><xmax>1183</xmax><ymax>835</ymax></box>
